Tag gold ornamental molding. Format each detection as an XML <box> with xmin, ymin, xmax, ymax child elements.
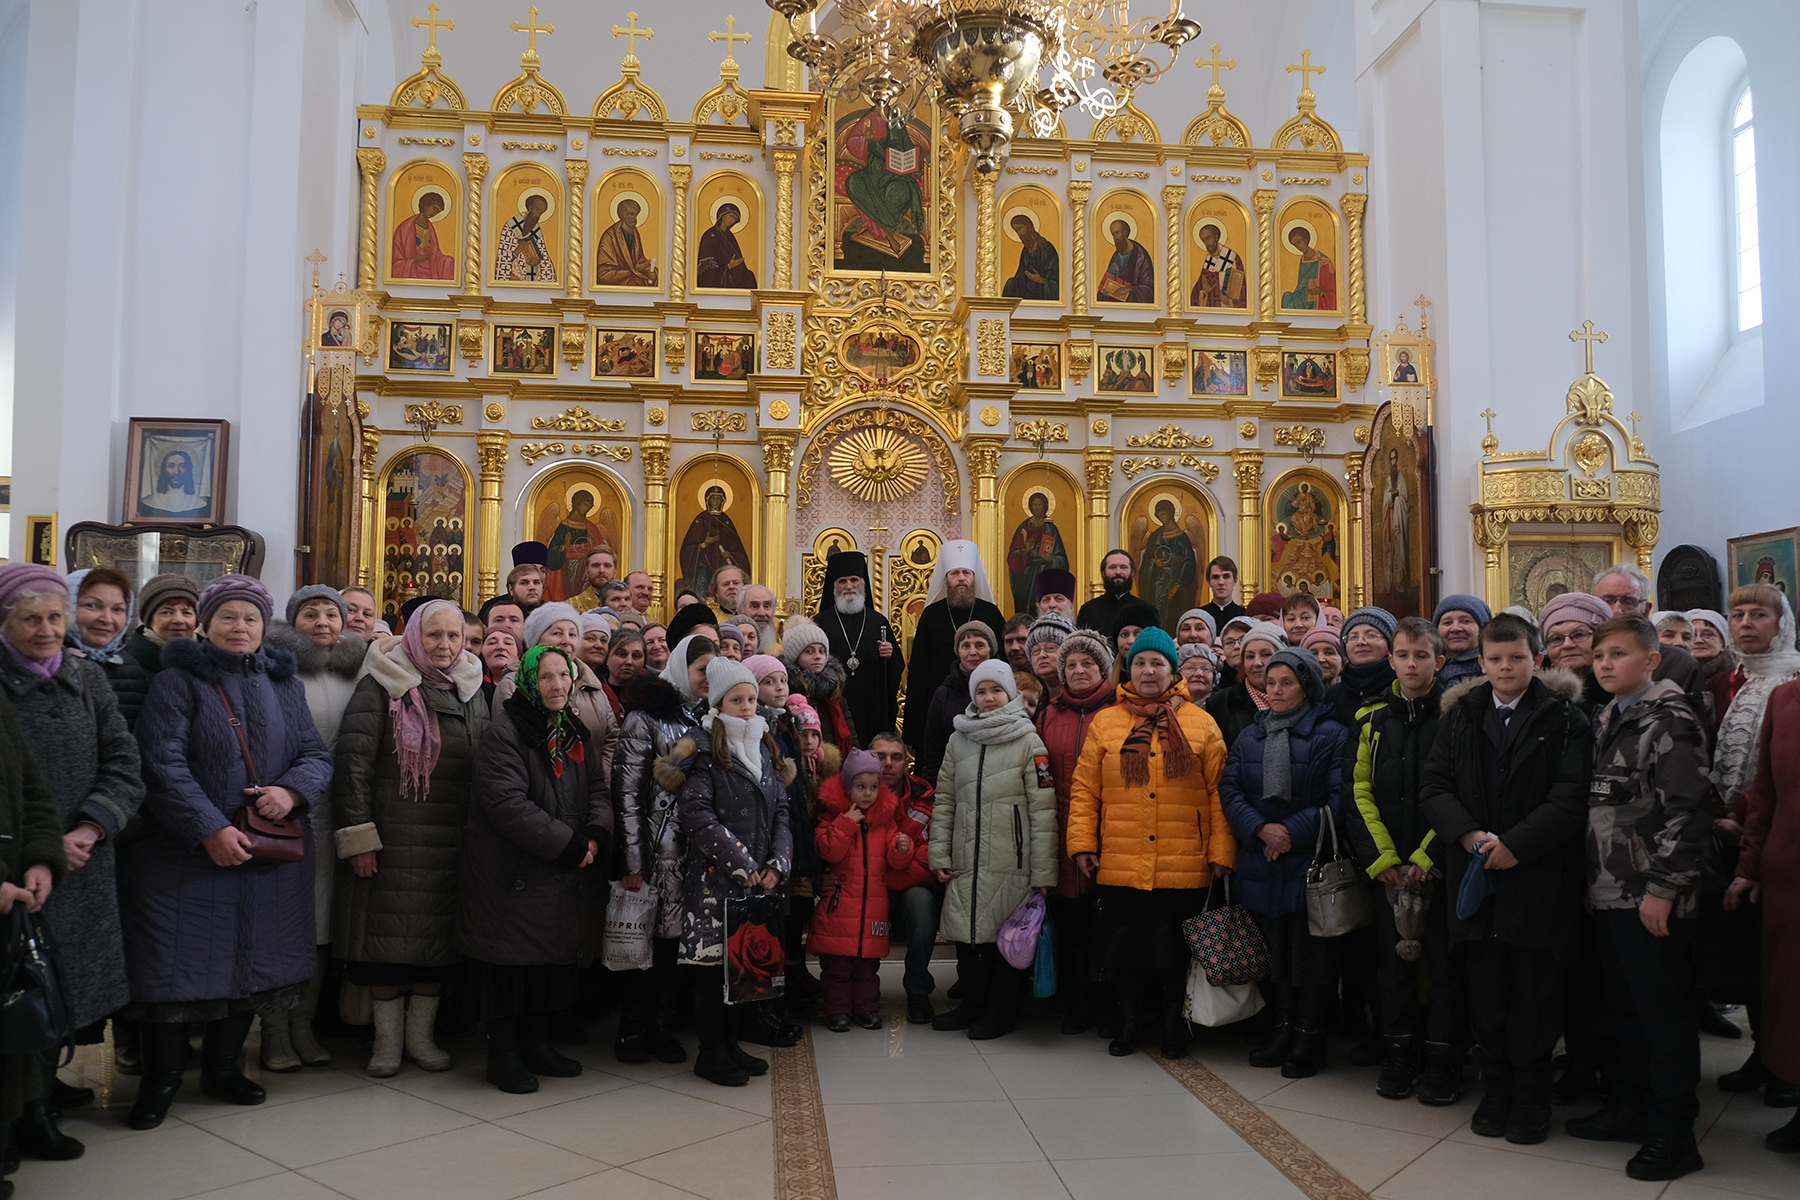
<box><xmin>403</xmin><ymin>401</ymin><xmax>463</xmax><ymax>428</ymax></box>
<box><xmin>519</xmin><ymin>441</ymin><xmax>634</xmax><ymax>466</ymax></box>
<box><xmin>1272</xmin><ymin>424</ymin><xmax>1327</xmax><ymax>460</ymax></box>
<box><xmin>691</xmin><ymin>409</ymin><xmax>748</xmax><ymax>434</ymax></box>
<box><xmin>797</xmin><ymin>406</ymin><xmax>960</xmax><ymax>515</ymax></box>
<box><xmin>1125</xmin><ymin>424</ymin><xmax>1215</xmax><ymax>450</ymax></box>
<box><xmin>530</xmin><ymin>406</ymin><xmax>626</xmax><ymax>433</ymax></box>
<box><xmin>1121</xmin><ymin>453</ymin><xmax>1221</xmax><ymax>482</ymax></box>
<box><xmin>767</xmin><ymin>312</ymin><xmax>798</xmax><ymax>369</ymax></box>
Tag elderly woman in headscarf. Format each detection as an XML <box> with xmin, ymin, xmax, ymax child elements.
<box><xmin>64</xmin><ymin>567</ymin><xmax>151</xmax><ymax>729</ymax></box>
<box><xmin>605</xmin><ymin>633</ymin><xmax>718</xmax><ymax>1066</ymax></box>
<box><xmin>0</xmin><ymin>565</ymin><xmax>143</xmax><ymax>1158</ymax></box>
<box><xmin>1686</xmin><ymin>609</ymin><xmax>1735</xmax><ymax>685</ymax></box>
<box><xmin>1068</xmin><ymin>628</ymin><xmax>1230</xmax><ymax>1059</ymax></box>
<box><xmin>332</xmin><ymin>597</ymin><xmax>487</xmax><ymax>1078</ymax></box>
<box><xmin>1220</xmin><ymin>647</ymin><xmax>1351</xmax><ymax>1080</ymax></box>
<box><xmin>123</xmin><ymin>572</ymin><xmax>201</xmax><ymax>678</ymax></box>
<box><xmin>459</xmin><ymin>646</ymin><xmax>613</xmax><ymax>1095</ymax></box>
<box><xmin>123</xmin><ymin>576</ymin><xmax>332</xmax><ymax>1131</ymax></box>
<box><xmin>1704</xmin><ymin>585</ymin><xmax>1800</xmax><ymax>1105</ymax></box>
<box><xmin>492</xmin><ymin>601</ymin><xmax>620</xmax><ymax>780</ymax></box>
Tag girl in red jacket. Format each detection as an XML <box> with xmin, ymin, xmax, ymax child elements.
<box><xmin>812</xmin><ymin>749</ymin><xmax>913</xmax><ymax>1031</ymax></box>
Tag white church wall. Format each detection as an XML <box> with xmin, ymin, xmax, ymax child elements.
<box><xmin>1357</xmin><ymin>0</ymin><xmax>1646</xmax><ymax>597</ymax></box>
<box><xmin>1639</xmin><ymin>0</ymin><xmax>1800</xmax><ymax>581</ymax></box>
<box><xmin>0</xmin><ymin>0</ymin><xmax>28</xmax><ymax>551</ymax></box>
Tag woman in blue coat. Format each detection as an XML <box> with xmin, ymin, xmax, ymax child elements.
<box><xmin>122</xmin><ymin>577</ymin><xmax>334</xmax><ymax>1130</ymax></box>
<box><xmin>1220</xmin><ymin>648</ymin><xmax>1350</xmax><ymax>1080</ymax></box>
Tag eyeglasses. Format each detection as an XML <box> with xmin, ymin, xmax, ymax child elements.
<box><xmin>1545</xmin><ymin>630</ymin><xmax>1593</xmax><ymax>649</ymax></box>
<box><xmin>1596</xmin><ymin>595</ymin><xmax>1641</xmax><ymax>610</ymax></box>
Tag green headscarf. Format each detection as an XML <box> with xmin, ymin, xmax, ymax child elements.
<box><xmin>515</xmin><ymin>645</ymin><xmax>586</xmax><ymax>776</ymax></box>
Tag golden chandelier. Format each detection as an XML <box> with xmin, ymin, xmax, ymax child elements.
<box><xmin>765</xmin><ymin>1</ymin><xmax>1202</xmax><ymax>173</ymax></box>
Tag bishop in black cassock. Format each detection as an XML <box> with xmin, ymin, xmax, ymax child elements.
<box><xmin>815</xmin><ymin>551</ymin><xmax>905</xmax><ymax>747</ymax></box>
<box><xmin>901</xmin><ymin>539</ymin><xmax>1005</xmax><ymax>750</ymax></box>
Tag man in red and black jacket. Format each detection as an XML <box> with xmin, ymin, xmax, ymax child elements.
<box><xmin>872</xmin><ymin>732</ymin><xmax>941</xmax><ymax>1024</ymax></box>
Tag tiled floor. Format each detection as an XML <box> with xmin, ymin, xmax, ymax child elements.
<box><xmin>12</xmin><ymin>963</ymin><xmax>1797</xmax><ymax>1200</ymax></box>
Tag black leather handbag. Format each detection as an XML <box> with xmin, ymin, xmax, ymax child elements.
<box><xmin>0</xmin><ymin>904</ymin><xmax>72</xmax><ymax>1056</ymax></box>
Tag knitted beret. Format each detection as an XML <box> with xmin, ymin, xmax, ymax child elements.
<box><xmin>1239</xmin><ymin>620</ymin><xmax>1288</xmax><ymax>655</ymax></box>
<box><xmin>1341</xmin><ymin>605</ymin><xmax>1398</xmax><ymax>646</ymax></box>
<box><xmin>0</xmin><ymin>564</ymin><xmax>66</xmax><ymax>619</ymax></box>
<box><xmin>953</xmin><ymin>619</ymin><xmax>999</xmax><ymax>656</ymax></box>
<box><xmin>1433</xmin><ymin>593</ymin><xmax>1492</xmax><ymax>627</ymax></box>
<box><xmin>1179</xmin><ymin>641</ymin><xmax>1220</xmax><ymax>665</ymax></box>
<box><xmin>705</xmin><ymin>655</ymin><xmax>757</xmax><ymax>708</ymax></box>
<box><xmin>522</xmin><ymin>601</ymin><xmax>582</xmax><ymax>649</ymax></box>
<box><xmin>1177</xmin><ymin>607</ymin><xmax>1218</xmax><ymax>638</ymax></box>
<box><xmin>136</xmin><ymin>573</ymin><xmax>201</xmax><ymax>623</ymax></box>
<box><xmin>743</xmin><ymin>653</ymin><xmax>788</xmax><ymax>683</ymax></box>
<box><xmin>1246</xmin><ymin>591</ymin><xmax>1286</xmax><ymax>619</ymax></box>
<box><xmin>198</xmin><ymin>575</ymin><xmax>273</xmax><ymax>628</ymax></box>
<box><xmin>716</xmin><ymin>622</ymin><xmax>744</xmax><ymax>646</ymax></box>
<box><xmin>1057</xmin><ymin>628</ymin><xmax>1115</xmax><ymax>682</ymax></box>
<box><xmin>969</xmin><ymin>657</ymin><xmax>1020</xmax><ymax>699</ymax></box>
<box><xmin>577</xmin><ymin>610</ymin><xmax>613</xmax><ymax>637</ymax></box>
<box><xmin>1126</xmin><ymin>625</ymin><xmax>1179</xmax><ymax>671</ymax></box>
<box><xmin>1026</xmin><ymin>611</ymin><xmax>1074</xmax><ymax>652</ymax></box>
<box><xmin>1538</xmin><ymin>591</ymin><xmax>1613</xmax><ymax>633</ymax></box>
<box><xmin>1267</xmin><ymin>647</ymin><xmax>1326</xmax><ymax>702</ymax></box>
<box><xmin>840</xmin><ymin>748</ymin><xmax>881</xmax><ymax>789</ymax></box>
<box><xmin>781</xmin><ymin>618</ymin><xmax>830</xmax><ymax>662</ymax></box>
<box><xmin>1301</xmin><ymin>626</ymin><xmax>1342</xmax><ymax>653</ymax></box>
<box><xmin>284</xmin><ymin>584</ymin><xmax>346</xmax><ymax>626</ymax></box>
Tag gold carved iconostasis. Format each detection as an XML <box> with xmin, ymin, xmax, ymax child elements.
<box><xmin>305</xmin><ymin>9</ymin><xmax>1394</xmax><ymax>635</ymax></box>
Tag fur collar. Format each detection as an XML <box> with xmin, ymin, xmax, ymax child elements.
<box><xmin>362</xmin><ymin>633</ymin><xmax>485</xmax><ymax>703</ymax></box>
<box><xmin>793</xmin><ymin>656</ymin><xmax>848</xmax><ymax>700</ymax></box>
<box><xmin>262</xmin><ymin>622</ymin><xmax>367</xmax><ymax>680</ymax></box>
<box><xmin>161</xmin><ymin>633</ymin><xmax>298</xmax><ymax>683</ymax></box>
<box><xmin>622</xmin><ymin>674</ymin><xmax>688</xmax><ymax>722</ymax></box>
<box><xmin>653</xmin><ymin>733</ymin><xmax>704</xmax><ymax>792</ymax></box>
<box><xmin>818</xmin><ymin>773</ymin><xmax>901</xmax><ymax>826</ymax></box>
<box><xmin>1440</xmin><ymin>665</ymin><xmax>1584</xmax><ymax>712</ymax></box>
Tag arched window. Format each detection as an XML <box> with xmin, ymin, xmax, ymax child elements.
<box><xmin>1732</xmin><ymin>86</ymin><xmax>1761</xmax><ymax>331</ymax></box>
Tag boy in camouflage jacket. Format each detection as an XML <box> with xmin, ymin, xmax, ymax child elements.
<box><xmin>1566</xmin><ymin>615</ymin><xmax>1712</xmax><ymax>1183</ymax></box>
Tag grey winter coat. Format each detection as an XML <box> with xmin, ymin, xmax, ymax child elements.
<box><xmin>456</xmin><ymin>696</ymin><xmax>613</xmax><ymax>966</ymax></box>
<box><xmin>0</xmin><ymin>650</ymin><xmax>143</xmax><ymax>1030</ymax></box>
<box><xmin>665</xmin><ymin>719</ymin><xmax>795</xmax><ymax>966</ymax></box>
<box><xmin>613</xmin><ymin>676</ymin><xmax>701</xmax><ymax>939</ymax></box>
<box><xmin>331</xmin><ymin>641</ymin><xmax>489</xmax><ymax>969</ymax></box>
<box><xmin>124</xmin><ymin>637</ymin><xmax>333</xmax><ymax>1004</ymax></box>
<box><xmin>1</xmin><ymin>692</ymin><xmax>67</xmax><ymax>1124</ymax></box>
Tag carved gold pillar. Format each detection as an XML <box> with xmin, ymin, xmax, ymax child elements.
<box><xmin>642</xmin><ymin>434</ymin><xmax>672</xmax><ymax>620</ymax></box>
<box><xmin>1253</xmin><ymin>189</ymin><xmax>1277</xmax><ymax>322</ymax></box>
<box><xmin>564</xmin><ymin>159</ymin><xmax>588</xmax><ymax>300</ymax></box>
<box><xmin>359</xmin><ymin>427</ymin><xmax>382</xmax><ymax>589</ymax></box>
<box><xmin>966</xmin><ymin>437</ymin><xmax>1005</xmax><ymax>589</ymax></box>
<box><xmin>355</xmin><ymin>149</ymin><xmax>386</xmax><ymax>290</ymax></box>
<box><xmin>1084</xmin><ymin>448</ymin><xmax>1114</xmax><ymax>603</ymax></box>
<box><xmin>1473</xmin><ymin>512</ymin><xmax>1508</xmax><ymax>614</ymax></box>
<box><xmin>760</xmin><ymin>433</ymin><xmax>797</xmax><ymax>604</ymax></box>
<box><xmin>1162</xmin><ymin>184</ymin><xmax>1185</xmax><ymax>320</ymax></box>
<box><xmin>1343</xmin><ymin>453</ymin><xmax>1365</xmax><ymax>609</ymax></box>
<box><xmin>669</xmin><ymin>164</ymin><xmax>693</xmax><ymax>302</ymax></box>
<box><xmin>1068</xmin><ymin>180</ymin><xmax>1091</xmax><ymax>317</ymax></box>
<box><xmin>463</xmin><ymin>153</ymin><xmax>489</xmax><ymax>295</ymax></box>
<box><xmin>1232</xmin><ymin>449</ymin><xmax>1265</xmax><ymax>600</ymax></box>
<box><xmin>1625</xmin><ymin>513</ymin><xmax>1660</xmax><ymax>576</ymax></box>
<box><xmin>975</xmin><ymin>173</ymin><xmax>998</xmax><ymax>297</ymax></box>
<box><xmin>1339</xmin><ymin>192</ymin><xmax>1368</xmax><ymax>327</ymax></box>
<box><xmin>772</xmin><ymin>148</ymin><xmax>798</xmax><ymax>290</ymax></box>
<box><xmin>475</xmin><ymin>431</ymin><xmax>508</xmax><ymax>601</ymax></box>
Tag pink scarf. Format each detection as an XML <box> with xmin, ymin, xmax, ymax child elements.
<box><xmin>392</xmin><ymin>599</ymin><xmax>457</xmax><ymax>800</ymax></box>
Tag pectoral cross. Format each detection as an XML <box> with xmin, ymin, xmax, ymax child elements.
<box><xmin>1286</xmin><ymin>49</ymin><xmax>1326</xmax><ymax>102</ymax></box>
<box><xmin>511</xmin><ymin>6</ymin><xmax>550</xmax><ymax>65</ymax></box>
<box><xmin>1196</xmin><ymin>43</ymin><xmax>1235</xmax><ymax>95</ymax></box>
<box><xmin>1569</xmin><ymin>320</ymin><xmax>1608</xmax><ymax>375</ymax></box>
<box><xmin>611</xmin><ymin>11</ymin><xmax>654</xmax><ymax>66</ymax></box>
<box><xmin>412</xmin><ymin>5</ymin><xmax>454</xmax><ymax>57</ymax></box>
<box><xmin>710</xmin><ymin>15</ymin><xmax>752</xmax><ymax>67</ymax></box>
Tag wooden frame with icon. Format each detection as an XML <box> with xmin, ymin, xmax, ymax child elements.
<box><xmin>123</xmin><ymin>418</ymin><xmax>231</xmax><ymax>526</ymax></box>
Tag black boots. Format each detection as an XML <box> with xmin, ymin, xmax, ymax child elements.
<box><xmin>907</xmin><ymin>994</ymin><xmax>936</xmax><ymax>1025</ymax></box>
<box><xmin>1626</xmin><ymin>1134</ymin><xmax>1703</xmax><ymax>1181</ymax></box>
<box><xmin>1109</xmin><ymin>999</ymin><xmax>1141</xmax><ymax>1057</ymax></box>
<box><xmin>968</xmin><ymin>965</ymin><xmax>1024</xmax><ymax>1042</ymax></box>
<box><xmin>1566</xmin><ymin>1105</ymin><xmax>1649</xmax><ymax>1142</ymax></box>
<box><xmin>128</xmin><ymin>1023</ymin><xmax>192</xmax><ymax>1130</ymax></box>
<box><xmin>933</xmin><ymin>949</ymin><xmax>991</xmax><ymax>1032</ymax></box>
<box><xmin>1470</xmin><ymin>1071</ymin><xmax>1511</xmax><ymax>1139</ymax></box>
<box><xmin>1375</xmin><ymin>1035</ymin><xmax>1418</xmax><ymax>1099</ymax></box>
<box><xmin>1281</xmin><ymin>1025</ymin><xmax>1326</xmax><ymax>1079</ymax></box>
<box><xmin>485</xmin><ymin>1018</ymin><xmax>539</xmax><ymax>1094</ymax></box>
<box><xmin>614</xmin><ymin>1015</ymin><xmax>655</xmax><ymax>1063</ymax></box>
<box><xmin>1159</xmin><ymin>997</ymin><xmax>1190</xmax><ymax>1060</ymax></box>
<box><xmin>1416</xmin><ymin>1042</ymin><xmax>1466</xmax><ymax>1106</ymax></box>
<box><xmin>519</xmin><ymin>1014</ymin><xmax>582</xmax><ymax>1078</ymax></box>
<box><xmin>199</xmin><ymin>1014</ymin><xmax>265</xmax><ymax>1107</ymax></box>
<box><xmin>1248</xmin><ymin>1020</ymin><xmax>1294</xmax><ymax>1068</ymax></box>
<box><xmin>11</xmin><ymin>1101</ymin><xmax>82</xmax><ymax>1162</ymax></box>
<box><xmin>1767</xmin><ymin>1109</ymin><xmax>1800</xmax><ymax>1152</ymax></box>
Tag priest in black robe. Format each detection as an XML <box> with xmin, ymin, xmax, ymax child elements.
<box><xmin>1076</xmin><ymin>547</ymin><xmax>1138</xmax><ymax>635</ymax></box>
<box><xmin>901</xmin><ymin>539</ymin><xmax>1006</xmax><ymax>750</ymax></box>
<box><xmin>814</xmin><ymin>551</ymin><xmax>904</xmax><ymax>747</ymax></box>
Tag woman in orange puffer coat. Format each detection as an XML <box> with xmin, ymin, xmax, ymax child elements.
<box><xmin>811</xmin><ymin>749</ymin><xmax>913</xmax><ymax>1031</ymax></box>
<box><xmin>1068</xmin><ymin>626</ymin><xmax>1233</xmax><ymax>1061</ymax></box>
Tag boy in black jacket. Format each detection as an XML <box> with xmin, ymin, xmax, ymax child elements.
<box><xmin>1347</xmin><ymin>617</ymin><xmax>1456</xmax><ymax>1104</ymax></box>
<box><xmin>1420</xmin><ymin>614</ymin><xmax>1592</xmax><ymax>1146</ymax></box>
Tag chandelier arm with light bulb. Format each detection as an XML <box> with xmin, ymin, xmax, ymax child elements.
<box><xmin>766</xmin><ymin>1</ymin><xmax>1201</xmax><ymax>173</ymax></box>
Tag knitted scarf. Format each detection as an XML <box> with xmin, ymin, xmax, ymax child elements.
<box><xmin>515</xmin><ymin>645</ymin><xmax>587</xmax><ymax>778</ymax></box>
<box><xmin>1245</xmin><ymin>677</ymin><xmax>1271</xmax><ymax>711</ymax></box>
<box><xmin>1260</xmin><ymin>700</ymin><xmax>1311</xmax><ymax>802</ymax></box>
<box><xmin>386</xmin><ymin>599</ymin><xmax>460</xmax><ymax>800</ymax></box>
<box><xmin>951</xmin><ymin>694</ymin><xmax>1037</xmax><ymax>745</ymax></box>
<box><xmin>1117</xmin><ymin>679</ymin><xmax>1197</xmax><ymax>786</ymax></box>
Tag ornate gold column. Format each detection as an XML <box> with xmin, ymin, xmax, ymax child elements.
<box><xmin>355</xmin><ymin>149</ymin><xmax>386</xmax><ymax>290</ymax></box>
<box><xmin>564</xmin><ymin>159</ymin><xmax>588</xmax><ymax>299</ymax></box>
<box><xmin>1232</xmin><ymin>449</ymin><xmax>1265</xmax><ymax>601</ymax></box>
<box><xmin>669</xmin><ymin>164</ymin><xmax>693</xmax><ymax>302</ymax></box>
<box><xmin>1474</xmin><ymin>512</ymin><xmax>1507</xmax><ymax>614</ymax></box>
<box><xmin>966</xmin><ymin>437</ymin><xmax>1005</xmax><ymax>589</ymax></box>
<box><xmin>641</xmin><ymin>434</ymin><xmax>672</xmax><ymax>620</ymax></box>
<box><xmin>1068</xmin><ymin>180</ymin><xmax>1091</xmax><ymax>317</ymax></box>
<box><xmin>359</xmin><ymin>427</ymin><xmax>382</xmax><ymax>588</ymax></box>
<box><xmin>975</xmin><ymin>173</ymin><xmax>998</xmax><ymax>297</ymax></box>
<box><xmin>1625</xmin><ymin>513</ymin><xmax>1660</xmax><ymax>576</ymax></box>
<box><xmin>760</xmin><ymin>432</ymin><xmax>797</xmax><ymax>603</ymax></box>
<box><xmin>1343</xmin><ymin>453</ymin><xmax>1365</xmax><ymax>609</ymax></box>
<box><xmin>475</xmin><ymin>431</ymin><xmax>508</xmax><ymax>600</ymax></box>
<box><xmin>772</xmin><ymin>148</ymin><xmax>798</xmax><ymax>290</ymax></box>
<box><xmin>1162</xmin><ymin>184</ymin><xmax>1185</xmax><ymax>320</ymax></box>
<box><xmin>1339</xmin><ymin>192</ymin><xmax>1368</xmax><ymax>328</ymax></box>
<box><xmin>1084</xmin><ymin>448</ymin><xmax>1114</xmax><ymax>603</ymax></box>
<box><xmin>1253</xmin><ymin>189</ymin><xmax>1277</xmax><ymax>322</ymax></box>
<box><xmin>462</xmin><ymin>153</ymin><xmax>489</xmax><ymax>295</ymax></box>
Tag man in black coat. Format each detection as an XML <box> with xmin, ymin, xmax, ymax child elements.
<box><xmin>901</xmin><ymin>540</ymin><xmax>1005</xmax><ymax>751</ymax></box>
<box><xmin>1076</xmin><ymin>548</ymin><xmax>1136</xmax><ymax>634</ymax></box>
<box><xmin>815</xmin><ymin>551</ymin><xmax>904</xmax><ymax>749</ymax></box>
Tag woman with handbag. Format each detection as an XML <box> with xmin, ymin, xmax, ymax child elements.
<box><xmin>0</xmin><ymin>565</ymin><xmax>144</xmax><ymax>1160</ymax></box>
<box><xmin>124</xmin><ymin>576</ymin><xmax>334</xmax><ymax>1131</ymax></box>
<box><xmin>332</xmin><ymin>598</ymin><xmax>488</xmax><ymax>1078</ymax></box>
<box><xmin>1219</xmin><ymin>647</ymin><xmax>1351</xmax><ymax>1079</ymax></box>
<box><xmin>1068</xmin><ymin>627</ymin><xmax>1231</xmax><ymax>1060</ymax></box>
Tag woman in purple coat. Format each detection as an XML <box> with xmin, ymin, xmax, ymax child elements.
<box><xmin>121</xmin><ymin>577</ymin><xmax>333</xmax><ymax>1130</ymax></box>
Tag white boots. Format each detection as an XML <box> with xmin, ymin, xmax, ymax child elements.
<box><xmin>368</xmin><ymin>993</ymin><xmax>453</xmax><ymax>1077</ymax></box>
<box><xmin>290</xmin><ymin>961</ymin><xmax>332</xmax><ymax>1067</ymax></box>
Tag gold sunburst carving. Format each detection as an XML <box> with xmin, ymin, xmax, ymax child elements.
<box><xmin>828</xmin><ymin>428</ymin><xmax>928</xmax><ymax>505</ymax></box>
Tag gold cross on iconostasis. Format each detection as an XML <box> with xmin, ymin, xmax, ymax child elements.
<box><xmin>710</xmin><ymin>15</ymin><xmax>752</xmax><ymax>65</ymax></box>
<box><xmin>1196</xmin><ymin>43</ymin><xmax>1236</xmax><ymax>91</ymax></box>
<box><xmin>1568</xmin><ymin>320</ymin><xmax>1608</xmax><ymax>375</ymax></box>
<box><xmin>412</xmin><ymin>4</ymin><xmax>454</xmax><ymax>55</ymax></box>
<box><xmin>306</xmin><ymin>248</ymin><xmax>326</xmax><ymax>289</ymax></box>
<box><xmin>1286</xmin><ymin>49</ymin><xmax>1326</xmax><ymax>101</ymax></box>
<box><xmin>510</xmin><ymin>7</ymin><xmax>553</xmax><ymax>63</ymax></box>
<box><xmin>611</xmin><ymin>11</ymin><xmax>654</xmax><ymax>65</ymax></box>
